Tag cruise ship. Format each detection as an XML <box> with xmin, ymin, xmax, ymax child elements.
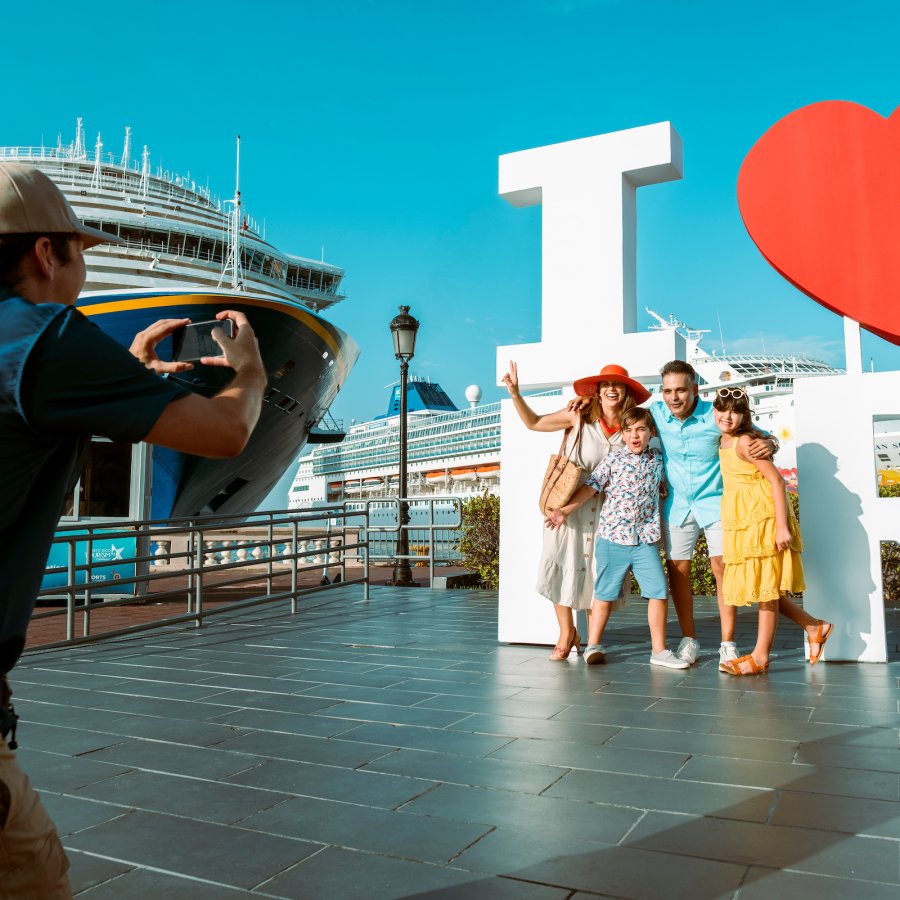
<box><xmin>2</xmin><ymin>120</ymin><xmax>358</xmax><ymax>518</ymax></box>
<box><xmin>288</xmin><ymin>310</ymin><xmax>898</xmax><ymax>508</ymax></box>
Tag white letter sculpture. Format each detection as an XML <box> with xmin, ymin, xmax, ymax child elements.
<box><xmin>496</xmin><ymin>124</ymin><xmax>684</xmax><ymax>644</ymax></box>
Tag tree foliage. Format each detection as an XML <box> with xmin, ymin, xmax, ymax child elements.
<box><xmin>464</xmin><ymin>484</ymin><xmax>898</xmax><ymax>600</ymax></box>
<box><xmin>460</xmin><ymin>493</ymin><xmax>500</xmax><ymax>589</ymax></box>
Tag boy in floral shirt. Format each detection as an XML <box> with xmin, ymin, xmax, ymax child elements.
<box><xmin>548</xmin><ymin>408</ymin><xmax>687</xmax><ymax>669</ymax></box>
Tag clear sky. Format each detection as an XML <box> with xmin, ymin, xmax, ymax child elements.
<box><xmin>6</xmin><ymin>0</ymin><xmax>899</xmax><ymax>435</ymax></box>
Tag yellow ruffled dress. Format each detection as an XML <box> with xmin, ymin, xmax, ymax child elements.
<box><xmin>719</xmin><ymin>441</ymin><xmax>804</xmax><ymax>606</ymax></box>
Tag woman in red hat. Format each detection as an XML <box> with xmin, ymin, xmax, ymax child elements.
<box><xmin>502</xmin><ymin>362</ymin><xmax>652</xmax><ymax>661</ymax></box>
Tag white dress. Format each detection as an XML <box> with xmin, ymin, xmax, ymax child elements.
<box><xmin>535</xmin><ymin>421</ymin><xmax>626</xmax><ymax>610</ymax></box>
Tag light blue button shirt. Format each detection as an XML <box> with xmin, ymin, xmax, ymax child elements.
<box><xmin>649</xmin><ymin>398</ymin><xmax>722</xmax><ymax>528</ymax></box>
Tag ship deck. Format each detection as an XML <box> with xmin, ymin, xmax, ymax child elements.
<box><xmin>13</xmin><ymin>587</ymin><xmax>899</xmax><ymax>898</ymax></box>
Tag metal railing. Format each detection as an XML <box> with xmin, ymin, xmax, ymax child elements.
<box><xmin>26</xmin><ymin>497</ymin><xmax>463</xmax><ymax>653</ymax></box>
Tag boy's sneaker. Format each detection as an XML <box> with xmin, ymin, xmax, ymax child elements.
<box><xmin>650</xmin><ymin>650</ymin><xmax>690</xmax><ymax>670</ymax></box>
<box><xmin>583</xmin><ymin>645</ymin><xmax>606</xmax><ymax>665</ymax></box>
<box><xmin>719</xmin><ymin>642</ymin><xmax>740</xmax><ymax>672</ymax></box>
<box><xmin>676</xmin><ymin>637</ymin><xmax>700</xmax><ymax>665</ymax></box>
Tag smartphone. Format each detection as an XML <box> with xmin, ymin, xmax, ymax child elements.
<box><xmin>171</xmin><ymin>319</ymin><xmax>234</xmax><ymax>363</ymax></box>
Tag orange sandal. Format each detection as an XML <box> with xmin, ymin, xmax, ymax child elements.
<box><xmin>721</xmin><ymin>654</ymin><xmax>769</xmax><ymax>676</ymax></box>
<box><xmin>549</xmin><ymin>631</ymin><xmax>581</xmax><ymax>661</ymax></box>
<box><xmin>807</xmin><ymin>621</ymin><xmax>833</xmax><ymax>666</ymax></box>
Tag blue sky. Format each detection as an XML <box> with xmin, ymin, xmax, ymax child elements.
<box><xmin>6</xmin><ymin>0</ymin><xmax>899</xmax><ymax>434</ymax></box>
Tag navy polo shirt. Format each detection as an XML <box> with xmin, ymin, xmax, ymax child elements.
<box><xmin>0</xmin><ymin>295</ymin><xmax>187</xmax><ymax>674</ymax></box>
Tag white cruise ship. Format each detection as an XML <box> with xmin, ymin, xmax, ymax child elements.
<box><xmin>2</xmin><ymin>120</ymin><xmax>358</xmax><ymax>519</ymax></box>
<box><xmin>288</xmin><ymin>310</ymin><xmax>899</xmax><ymax>509</ymax></box>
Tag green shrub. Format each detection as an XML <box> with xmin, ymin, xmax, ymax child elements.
<box><xmin>460</xmin><ymin>493</ymin><xmax>500</xmax><ymax>589</ymax></box>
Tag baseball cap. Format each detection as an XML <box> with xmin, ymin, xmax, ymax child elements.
<box><xmin>0</xmin><ymin>162</ymin><xmax>124</xmax><ymax>248</ymax></box>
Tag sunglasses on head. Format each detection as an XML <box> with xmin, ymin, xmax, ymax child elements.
<box><xmin>717</xmin><ymin>388</ymin><xmax>747</xmax><ymax>400</ymax></box>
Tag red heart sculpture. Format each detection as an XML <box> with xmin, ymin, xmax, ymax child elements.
<box><xmin>738</xmin><ymin>101</ymin><xmax>900</xmax><ymax>346</ymax></box>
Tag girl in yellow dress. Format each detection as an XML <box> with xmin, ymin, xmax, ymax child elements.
<box><xmin>713</xmin><ymin>388</ymin><xmax>832</xmax><ymax>675</ymax></box>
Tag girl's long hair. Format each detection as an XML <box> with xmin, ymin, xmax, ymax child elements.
<box><xmin>712</xmin><ymin>391</ymin><xmax>767</xmax><ymax>440</ymax></box>
<box><xmin>582</xmin><ymin>385</ymin><xmax>635</xmax><ymax>426</ymax></box>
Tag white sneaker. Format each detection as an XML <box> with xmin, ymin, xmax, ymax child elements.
<box><xmin>583</xmin><ymin>645</ymin><xmax>607</xmax><ymax>665</ymax></box>
<box><xmin>676</xmin><ymin>637</ymin><xmax>700</xmax><ymax>665</ymax></box>
<box><xmin>719</xmin><ymin>642</ymin><xmax>739</xmax><ymax>672</ymax></box>
<box><xmin>650</xmin><ymin>649</ymin><xmax>690</xmax><ymax>670</ymax></box>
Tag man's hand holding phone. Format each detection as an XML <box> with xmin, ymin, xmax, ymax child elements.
<box><xmin>205</xmin><ymin>310</ymin><xmax>265</xmax><ymax>378</ymax></box>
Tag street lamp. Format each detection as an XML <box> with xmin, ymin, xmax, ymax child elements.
<box><xmin>389</xmin><ymin>305</ymin><xmax>419</xmax><ymax>587</ymax></box>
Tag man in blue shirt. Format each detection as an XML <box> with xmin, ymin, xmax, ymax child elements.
<box><xmin>649</xmin><ymin>360</ymin><xmax>775</xmax><ymax>670</ymax></box>
<box><xmin>0</xmin><ymin>163</ymin><xmax>267</xmax><ymax>896</ymax></box>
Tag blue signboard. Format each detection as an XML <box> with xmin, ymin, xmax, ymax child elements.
<box><xmin>43</xmin><ymin>531</ymin><xmax>138</xmax><ymax>595</ymax></box>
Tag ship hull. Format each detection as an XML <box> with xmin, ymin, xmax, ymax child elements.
<box><xmin>78</xmin><ymin>289</ymin><xmax>358</xmax><ymax>518</ymax></box>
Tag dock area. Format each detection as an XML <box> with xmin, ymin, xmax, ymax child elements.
<box><xmin>13</xmin><ymin>586</ymin><xmax>899</xmax><ymax>899</ymax></box>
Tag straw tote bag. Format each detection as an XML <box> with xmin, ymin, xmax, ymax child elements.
<box><xmin>538</xmin><ymin>420</ymin><xmax>585</xmax><ymax>516</ymax></box>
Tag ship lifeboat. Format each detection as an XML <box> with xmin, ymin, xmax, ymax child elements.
<box><xmin>425</xmin><ymin>470</ymin><xmax>451</xmax><ymax>488</ymax></box>
<box><xmin>343</xmin><ymin>480</ymin><xmax>364</xmax><ymax>495</ymax></box>
<box><xmin>476</xmin><ymin>464</ymin><xmax>500</xmax><ymax>481</ymax></box>
<box><xmin>450</xmin><ymin>467</ymin><xmax>478</xmax><ymax>483</ymax></box>
<box><xmin>362</xmin><ymin>477</ymin><xmax>382</xmax><ymax>489</ymax></box>
<box><xmin>328</xmin><ymin>482</ymin><xmax>342</xmax><ymax>492</ymax></box>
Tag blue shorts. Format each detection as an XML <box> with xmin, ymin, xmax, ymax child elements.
<box><xmin>594</xmin><ymin>537</ymin><xmax>668</xmax><ymax>601</ymax></box>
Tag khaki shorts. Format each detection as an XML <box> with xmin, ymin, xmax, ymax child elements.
<box><xmin>663</xmin><ymin>515</ymin><xmax>723</xmax><ymax>560</ymax></box>
<box><xmin>0</xmin><ymin>738</ymin><xmax>71</xmax><ymax>899</ymax></box>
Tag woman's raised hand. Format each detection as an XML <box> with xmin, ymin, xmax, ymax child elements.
<box><xmin>501</xmin><ymin>360</ymin><xmax>520</xmax><ymax>396</ymax></box>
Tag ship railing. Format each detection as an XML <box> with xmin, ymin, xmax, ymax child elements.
<box><xmin>25</xmin><ymin>498</ymin><xmax>462</xmax><ymax>653</ymax></box>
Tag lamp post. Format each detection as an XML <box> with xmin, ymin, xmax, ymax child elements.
<box><xmin>389</xmin><ymin>305</ymin><xmax>419</xmax><ymax>587</ymax></box>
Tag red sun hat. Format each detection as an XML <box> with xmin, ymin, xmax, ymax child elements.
<box><xmin>573</xmin><ymin>364</ymin><xmax>651</xmax><ymax>405</ymax></box>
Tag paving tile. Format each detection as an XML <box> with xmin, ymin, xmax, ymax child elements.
<box><xmin>212</xmin><ymin>730</ymin><xmax>394</xmax><ymax>768</ymax></box>
<box><xmin>410</xmin><ymin>693</ymin><xmax>571</xmax><ymax>719</ymax></box>
<box><xmin>38</xmin><ymin>792</ymin><xmax>127</xmax><ymax>837</ymax></box>
<box><xmin>451</xmin><ymin>825</ymin><xmax>612</xmax><ymax>874</ymax></box>
<box><xmin>260</xmin><ymin>845</ymin><xmax>540</xmax><ymax>900</ymax></box>
<box><xmin>204</xmin><ymin>707</ymin><xmax>353</xmax><ymax>738</ymax></box>
<box><xmin>65</xmin><ymin>849</ymin><xmax>134</xmax><ymax>895</ymax></box>
<box><xmin>388</xmin><ymin>678</ymin><xmax>531</xmax><ymax>700</ymax></box>
<box><xmin>457</xmin><ymin>830</ymin><xmax>747</xmax><ymax>899</ymax></box>
<box><xmin>333</xmin><ymin>721</ymin><xmax>513</xmax><ymax>757</ymax></box>
<box><xmin>83</xmin><ymin>694</ymin><xmax>245</xmax><ymax>722</ymax></box>
<box><xmin>544</xmin><ymin>768</ymin><xmax>774</xmax><ymax>821</ymax></box>
<box><xmin>14</xmin><ymin>585</ymin><xmax>899</xmax><ymax>900</ymax></box>
<box><xmin>487</xmin><ymin>734</ymin><xmax>689</xmax><ymax>777</ymax></box>
<box><xmin>65</xmin><ymin>809</ymin><xmax>319</xmax><ymax>889</ymax></box>
<box><xmin>363</xmin><ymin>747</ymin><xmax>564</xmax><ymax>793</ymax></box>
<box><xmin>677</xmin><ymin>754</ymin><xmax>899</xmax><ymax>801</ymax></box>
<box><xmin>628</xmin><ymin>810</ymin><xmax>900</xmax><ymax>883</ymax></box>
<box><xmin>739</xmin><ymin>866</ymin><xmax>900</xmax><ymax>899</ymax></box>
<box><xmin>310</xmin><ymin>699</ymin><xmax>469</xmax><ymax>728</ymax></box>
<box><xmin>15</xmin><ymin>721</ymin><xmax>128</xmax><ymax>757</ymax></box>
<box><xmin>400</xmin><ymin>782</ymin><xmax>640</xmax><ymax>844</ymax></box>
<box><xmin>225</xmin><ymin>757</ymin><xmax>434</xmax><ymax>808</ymax></box>
<box><xmin>770</xmin><ymin>789</ymin><xmax>900</xmax><ymax>839</ymax></box>
<box><xmin>72</xmin><ymin>769</ymin><xmax>287</xmax><ymax>825</ymax></box>
<box><xmin>604</xmin><ymin>724</ymin><xmax>799</xmax><ymax>762</ymax></box>
<box><xmin>80</xmin><ymin>737</ymin><xmax>259</xmax><ymax>780</ymax></box>
<box><xmin>17</xmin><ymin>748</ymin><xmax>131</xmax><ymax>793</ymax></box>
<box><xmin>236</xmin><ymin>794</ymin><xmax>491</xmax><ymax>864</ymax></box>
<box><xmin>446</xmin><ymin>712</ymin><xmax>622</xmax><ymax>744</ymax></box>
<box><xmin>795</xmin><ymin>740</ymin><xmax>900</xmax><ymax>773</ymax></box>
<box><xmin>294</xmin><ymin>683</ymin><xmax>439</xmax><ymax>706</ymax></box>
<box><xmin>74</xmin><ymin>866</ymin><xmax>254</xmax><ymax>897</ymax></box>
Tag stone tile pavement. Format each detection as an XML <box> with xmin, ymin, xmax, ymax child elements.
<box><xmin>10</xmin><ymin>586</ymin><xmax>899</xmax><ymax>898</ymax></box>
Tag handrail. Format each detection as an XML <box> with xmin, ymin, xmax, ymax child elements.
<box><xmin>25</xmin><ymin>498</ymin><xmax>464</xmax><ymax>654</ymax></box>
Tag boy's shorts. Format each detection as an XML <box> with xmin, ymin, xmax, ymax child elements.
<box><xmin>594</xmin><ymin>537</ymin><xmax>667</xmax><ymax>601</ymax></box>
<box><xmin>662</xmin><ymin>515</ymin><xmax>723</xmax><ymax>560</ymax></box>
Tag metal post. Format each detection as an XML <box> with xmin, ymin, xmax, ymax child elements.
<box><xmin>193</xmin><ymin>527</ymin><xmax>204</xmax><ymax>628</ymax></box>
<box><xmin>290</xmin><ymin>519</ymin><xmax>298</xmax><ymax>614</ymax></box>
<box><xmin>391</xmin><ymin>357</ymin><xmax>416</xmax><ymax>586</ymax></box>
